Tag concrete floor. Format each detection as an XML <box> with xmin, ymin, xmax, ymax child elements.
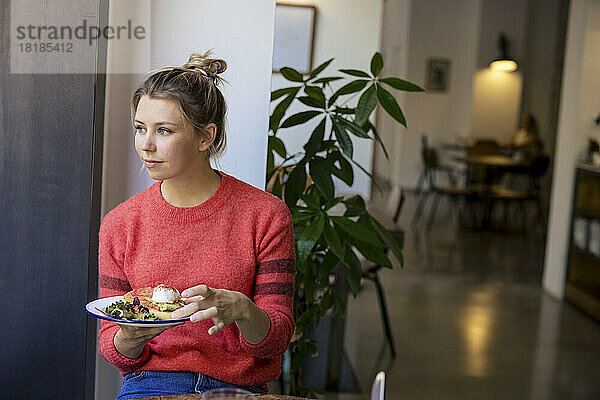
<box><xmin>322</xmin><ymin>191</ymin><xmax>600</xmax><ymax>400</ymax></box>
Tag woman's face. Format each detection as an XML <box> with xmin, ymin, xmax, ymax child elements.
<box><xmin>522</xmin><ymin>113</ymin><xmax>531</xmax><ymax>128</ymax></box>
<box><xmin>134</xmin><ymin>96</ymin><xmax>204</xmax><ymax>182</ymax></box>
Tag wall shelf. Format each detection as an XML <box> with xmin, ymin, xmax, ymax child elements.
<box><xmin>565</xmin><ymin>165</ymin><xmax>600</xmax><ymax>322</ymax></box>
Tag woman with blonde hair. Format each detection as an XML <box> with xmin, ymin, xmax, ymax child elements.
<box><xmin>505</xmin><ymin>112</ymin><xmax>543</xmax><ymax>163</ymax></box>
<box><xmin>97</xmin><ymin>51</ymin><xmax>295</xmax><ymax>399</ymax></box>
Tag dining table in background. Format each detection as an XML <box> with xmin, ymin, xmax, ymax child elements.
<box><xmin>454</xmin><ymin>154</ymin><xmax>531</xmax><ymax>229</ymax></box>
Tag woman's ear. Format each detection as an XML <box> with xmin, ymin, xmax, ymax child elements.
<box><xmin>198</xmin><ymin>123</ymin><xmax>217</xmax><ymax>152</ymax></box>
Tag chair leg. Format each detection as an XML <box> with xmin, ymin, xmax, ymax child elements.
<box><xmin>427</xmin><ymin>194</ymin><xmax>441</xmax><ymax>231</ymax></box>
<box><xmin>415</xmin><ymin>170</ymin><xmax>426</xmax><ymax>193</ymax></box>
<box><xmin>371</xmin><ymin>271</ymin><xmax>396</xmax><ymax>358</ymax></box>
<box><xmin>413</xmin><ymin>191</ymin><xmax>430</xmax><ymax>224</ymax></box>
<box><xmin>393</xmin><ymin>191</ymin><xmax>406</xmax><ymax>224</ymax></box>
<box><xmin>447</xmin><ymin>170</ymin><xmax>457</xmax><ymax>187</ymax></box>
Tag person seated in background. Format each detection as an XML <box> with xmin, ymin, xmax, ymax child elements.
<box><xmin>504</xmin><ymin>112</ymin><xmax>542</xmax><ymax>164</ymax></box>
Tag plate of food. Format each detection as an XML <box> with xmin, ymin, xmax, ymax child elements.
<box><xmin>85</xmin><ymin>284</ymin><xmax>190</xmax><ymax>327</ymax></box>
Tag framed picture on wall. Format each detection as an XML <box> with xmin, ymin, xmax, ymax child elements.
<box><xmin>272</xmin><ymin>3</ymin><xmax>317</xmax><ymax>74</ymax></box>
<box><xmin>426</xmin><ymin>58</ymin><xmax>451</xmax><ymax>92</ymax></box>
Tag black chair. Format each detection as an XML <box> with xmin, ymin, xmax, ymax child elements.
<box><xmin>415</xmin><ymin>135</ymin><xmax>458</xmax><ymax>193</ymax></box>
<box><xmin>467</xmin><ymin>139</ymin><xmax>500</xmax><ymax>156</ymax></box>
<box><xmin>490</xmin><ymin>154</ymin><xmax>550</xmax><ymax>231</ymax></box>
<box><xmin>413</xmin><ymin>147</ymin><xmax>479</xmax><ymax>230</ymax></box>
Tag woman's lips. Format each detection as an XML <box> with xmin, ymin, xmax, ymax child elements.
<box><xmin>143</xmin><ymin>160</ymin><xmax>163</xmax><ymax>168</ymax></box>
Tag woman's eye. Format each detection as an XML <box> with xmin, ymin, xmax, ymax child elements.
<box><xmin>134</xmin><ymin>126</ymin><xmax>145</xmax><ymax>134</ymax></box>
<box><xmin>158</xmin><ymin>128</ymin><xmax>171</xmax><ymax>135</ymax></box>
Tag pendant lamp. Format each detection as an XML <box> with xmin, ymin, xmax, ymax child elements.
<box><xmin>489</xmin><ymin>33</ymin><xmax>517</xmax><ymax>72</ymax></box>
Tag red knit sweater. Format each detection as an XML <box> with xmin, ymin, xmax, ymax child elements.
<box><xmin>98</xmin><ymin>171</ymin><xmax>295</xmax><ymax>386</ymax></box>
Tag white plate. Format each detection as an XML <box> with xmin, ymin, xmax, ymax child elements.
<box><xmin>85</xmin><ymin>296</ymin><xmax>189</xmax><ymax>328</ymax></box>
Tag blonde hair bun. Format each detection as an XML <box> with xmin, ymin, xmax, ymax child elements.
<box><xmin>183</xmin><ymin>50</ymin><xmax>227</xmax><ymax>84</ymax></box>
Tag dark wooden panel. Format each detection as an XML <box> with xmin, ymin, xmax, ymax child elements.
<box><xmin>0</xmin><ymin>1</ymin><xmax>107</xmax><ymax>399</ymax></box>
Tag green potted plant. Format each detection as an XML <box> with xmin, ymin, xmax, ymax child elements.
<box><xmin>266</xmin><ymin>53</ymin><xmax>423</xmax><ymax>396</ymax></box>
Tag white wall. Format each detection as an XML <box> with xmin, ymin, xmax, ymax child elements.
<box><xmin>96</xmin><ymin>1</ymin><xmax>276</xmax><ymax>398</ymax></box>
<box><xmin>270</xmin><ymin>0</ymin><xmax>384</xmax><ymax>200</ymax></box>
<box><xmin>390</xmin><ymin>0</ymin><xmax>481</xmax><ymax>188</ymax></box>
<box><xmin>543</xmin><ymin>0</ymin><xmax>600</xmax><ymax>298</ymax></box>
<box><xmin>373</xmin><ymin>0</ymin><xmax>412</xmax><ymax>188</ymax></box>
<box><xmin>471</xmin><ymin>69</ymin><xmax>522</xmax><ymax>141</ymax></box>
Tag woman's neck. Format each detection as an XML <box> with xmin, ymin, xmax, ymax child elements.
<box><xmin>160</xmin><ymin>165</ymin><xmax>222</xmax><ymax>208</ymax></box>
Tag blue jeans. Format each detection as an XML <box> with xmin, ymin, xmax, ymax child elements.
<box><xmin>115</xmin><ymin>371</ymin><xmax>267</xmax><ymax>400</ymax></box>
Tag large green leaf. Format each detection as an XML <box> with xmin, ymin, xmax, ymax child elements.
<box><xmin>331</xmin><ymin>117</ymin><xmax>353</xmax><ymax>158</ymax></box>
<box><xmin>304</xmin><ymin>86</ymin><xmax>326</xmax><ymax>106</ymax></box>
<box><xmin>376</xmin><ymin>85</ymin><xmax>406</xmax><ymax>127</ymax></box>
<box><xmin>294</xmin><ymin>309</ymin><xmax>316</xmax><ymax>339</ymax></box>
<box><xmin>303</xmin><ymin>118</ymin><xmax>326</xmax><ymax>158</ymax></box>
<box><xmin>281</xmin><ymin>110</ymin><xmax>322</xmax><ymax>129</ymax></box>
<box><xmin>300</xmin><ymin>189</ymin><xmax>322</xmax><ymax>211</ymax></box>
<box><xmin>297</xmin><ymin>96</ymin><xmax>325</xmax><ymax>109</ymax></box>
<box><xmin>343</xmin><ymin>195</ymin><xmax>366</xmax><ymax>217</ymax></box>
<box><xmin>339</xmin><ymin>69</ymin><xmax>371</xmax><ymax>78</ymax></box>
<box><xmin>309</xmin><ymin>58</ymin><xmax>335</xmax><ymax>79</ymax></box>
<box><xmin>347</xmin><ymin>235</ymin><xmax>392</xmax><ymax>268</ymax></box>
<box><xmin>309</xmin><ymin>158</ymin><xmax>335</xmax><ymax>201</ymax></box>
<box><xmin>268</xmin><ymin>135</ymin><xmax>287</xmax><ymax>158</ymax></box>
<box><xmin>317</xmin><ymin>252</ymin><xmax>344</xmax><ymax>282</ymax></box>
<box><xmin>336</xmin><ymin>116</ymin><xmax>370</xmax><ymax>138</ymax></box>
<box><xmin>332</xmin><ymin>107</ymin><xmax>355</xmax><ymax>115</ymax></box>
<box><xmin>327</xmin><ymin>151</ymin><xmax>353</xmax><ymax>186</ymax></box>
<box><xmin>303</xmin><ymin>269</ymin><xmax>316</xmax><ymax>307</ymax></box>
<box><xmin>271</xmin><ymin>86</ymin><xmax>300</xmax><ymax>101</ymax></box>
<box><xmin>364</xmin><ymin>121</ymin><xmax>389</xmax><ymax>159</ymax></box>
<box><xmin>267</xmin><ymin>150</ymin><xmax>274</xmax><ymax>176</ymax></box>
<box><xmin>291</xmin><ymin>210</ymin><xmax>315</xmax><ymax>224</ymax></box>
<box><xmin>379</xmin><ymin>77</ymin><xmax>425</xmax><ymax>92</ymax></box>
<box><xmin>328</xmin><ymin>79</ymin><xmax>369</xmax><ymax>107</ymax></box>
<box><xmin>313</xmin><ymin>77</ymin><xmax>343</xmax><ymax>85</ymax></box>
<box><xmin>297</xmin><ymin>215</ymin><xmax>325</xmax><ymax>265</ymax></box>
<box><xmin>318</xmin><ymin>139</ymin><xmax>338</xmax><ymax>153</ymax></box>
<box><xmin>280</xmin><ymin>67</ymin><xmax>304</xmax><ymax>82</ymax></box>
<box><xmin>270</xmin><ymin>88</ymin><xmax>300</xmax><ymax>133</ymax></box>
<box><xmin>342</xmin><ymin>154</ymin><xmax>382</xmax><ymax>192</ymax></box>
<box><xmin>284</xmin><ymin>163</ymin><xmax>307</xmax><ymax>207</ymax></box>
<box><xmin>370</xmin><ymin>216</ymin><xmax>404</xmax><ymax>267</ymax></box>
<box><xmin>344</xmin><ymin>247</ymin><xmax>363</xmax><ymax>296</ymax></box>
<box><xmin>331</xmin><ymin>216</ymin><xmax>379</xmax><ymax>246</ymax></box>
<box><xmin>370</xmin><ymin>52</ymin><xmax>384</xmax><ymax>77</ymax></box>
<box><xmin>355</xmin><ymin>84</ymin><xmax>377</xmax><ymax>126</ymax></box>
<box><xmin>322</xmin><ymin>220</ymin><xmax>344</xmax><ymax>261</ymax></box>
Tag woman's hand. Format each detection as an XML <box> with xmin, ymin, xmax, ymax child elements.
<box><xmin>171</xmin><ymin>285</ymin><xmax>248</xmax><ymax>334</ymax></box>
<box><xmin>114</xmin><ymin>323</ymin><xmax>181</xmax><ymax>359</ymax></box>
<box><xmin>172</xmin><ymin>285</ymin><xmax>270</xmax><ymax>343</ymax></box>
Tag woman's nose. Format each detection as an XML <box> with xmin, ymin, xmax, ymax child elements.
<box><xmin>141</xmin><ymin>132</ymin><xmax>156</xmax><ymax>152</ymax></box>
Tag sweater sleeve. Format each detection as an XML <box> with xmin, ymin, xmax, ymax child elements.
<box><xmin>239</xmin><ymin>200</ymin><xmax>296</xmax><ymax>358</ymax></box>
<box><xmin>97</xmin><ymin>212</ymin><xmax>150</xmax><ymax>373</ymax></box>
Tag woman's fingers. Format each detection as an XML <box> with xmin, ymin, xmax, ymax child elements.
<box><xmin>181</xmin><ymin>284</ymin><xmax>215</xmax><ymax>299</ymax></box>
<box><xmin>208</xmin><ymin>319</ymin><xmax>225</xmax><ymax>335</ymax></box>
<box><xmin>189</xmin><ymin>306</ymin><xmax>218</xmax><ymax>323</ymax></box>
<box><xmin>172</xmin><ymin>301</ymin><xmax>203</xmax><ymax>319</ymax></box>
<box><xmin>183</xmin><ymin>294</ymin><xmax>208</xmax><ymax>304</ymax></box>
